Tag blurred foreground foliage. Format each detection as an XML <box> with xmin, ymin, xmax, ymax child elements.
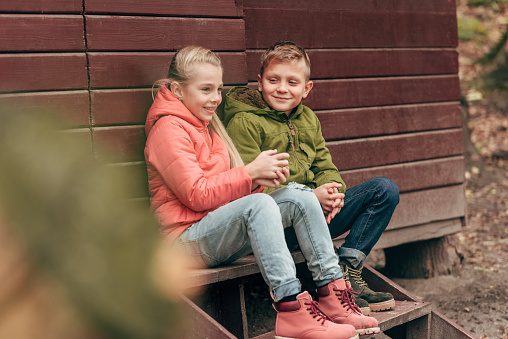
<box><xmin>0</xmin><ymin>107</ymin><xmax>182</xmax><ymax>339</ymax></box>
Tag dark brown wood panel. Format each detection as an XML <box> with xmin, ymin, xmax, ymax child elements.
<box><xmin>341</xmin><ymin>156</ymin><xmax>465</xmax><ymax>193</ymax></box>
<box><xmin>241</xmin><ymin>0</ymin><xmax>456</xmax><ymax>13</ymax></box>
<box><xmin>329</xmin><ymin>129</ymin><xmax>464</xmax><ymax>170</ymax></box>
<box><xmin>0</xmin><ymin>15</ymin><xmax>84</xmax><ymax>52</ymax></box>
<box><xmin>88</xmin><ymin>52</ymin><xmax>247</xmax><ymax>88</ymax></box>
<box><xmin>303</xmin><ymin>75</ymin><xmax>460</xmax><ymax>110</ymax></box>
<box><xmin>0</xmin><ymin>91</ymin><xmax>90</xmax><ymax>126</ymax></box>
<box><xmin>0</xmin><ymin>54</ymin><xmax>88</xmax><ymax>93</ymax></box>
<box><xmin>369</xmin><ymin>219</ymin><xmax>463</xmax><ymax>250</ymax></box>
<box><xmin>86</xmin><ymin>16</ymin><xmax>245</xmax><ymax>51</ymax></box>
<box><xmin>84</xmin><ymin>0</ymin><xmax>241</xmax><ymax>17</ymax></box>
<box><xmin>93</xmin><ymin>125</ymin><xmax>146</xmax><ymax>161</ymax></box>
<box><xmin>91</xmin><ymin>89</ymin><xmax>152</xmax><ymax>125</ymax></box>
<box><xmin>244</xmin><ymin>9</ymin><xmax>457</xmax><ymax>49</ymax></box>
<box><xmin>317</xmin><ymin>102</ymin><xmax>462</xmax><ymax>140</ymax></box>
<box><xmin>247</xmin><ymin>49</ymin><xmax>458</xmax><ymax>81</ymax></box>
<box><xmin>0</xmin><ymin>0</ymin><xmax>82</xmax><ymax>13</ymax></box>
<box><xmin>92</xmin><ymin>87</ymin><xmax>235</xmax><ymax>126</ymax></box>
<box><xmin>388</xmin><ymin>184</ymin><xmax>465</xmax><ymax>230</ymax></box>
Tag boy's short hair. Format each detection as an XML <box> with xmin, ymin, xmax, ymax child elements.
<box><xmin>259</xmin><ymin>41</ymin><xmax>311</xmax><ymax>81</ymax></box>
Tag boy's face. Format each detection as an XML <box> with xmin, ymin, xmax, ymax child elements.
<box><xmin>258</xmin><ymin>59</ymin><xmax>313</xmax><ymax>115</ymax></box>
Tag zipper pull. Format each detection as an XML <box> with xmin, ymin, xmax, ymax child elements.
<box><xmin>287</xmin><ymin>121</ymin><xmax>296</xmax><ymax>136</ymax></box>
<box><xmin>287</xmin><ymin>133</ymin><xmax>296</xmax><ymax>152</ymax></box>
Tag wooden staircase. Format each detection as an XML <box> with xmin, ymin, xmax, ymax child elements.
<box><xmin>180</xmin><ymin>253</ymin><xmax>478</xmax><ymax>339</ymax></box>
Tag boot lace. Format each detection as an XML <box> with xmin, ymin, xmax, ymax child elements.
<box><xmin>304</xmin><ymin>300</ymin><xmax>331</xmax><ymax>325</ymax></box>
<box><xmin>348</xmin><ymin>264</ymin><xmax>368</xmax><ymax>287</ymax></box>
<box><xmin>333</xmin><ymin>285</ymin><xmax>362</xmax><ymax>315</ymax></box>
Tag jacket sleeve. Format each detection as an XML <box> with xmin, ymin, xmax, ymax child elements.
<box><xmin>145</xmin><ymin>118</ymin><xmax>253</xmax><ymax>212</ymax></box>
<box><xmin>310</xmin><ymin>117</ymin><xmax>347</xmax><ymax>193</ymax></box>
<box><xmin>226</xmin><ymin>115</ymin><xmax>281</xmax><ymax>194</ymax></box>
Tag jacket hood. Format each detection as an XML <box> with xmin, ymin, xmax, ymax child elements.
<box><xmin>223</xmin><ymin>86</ymin><xmax>304</xmax><ymax>127</ymax></box>
<box><xmin>145</xmin><ymin>85</ymin><xmax>206</xmax><ymax>136</ymax></box>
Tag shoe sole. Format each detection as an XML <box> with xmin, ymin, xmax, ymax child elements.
<box><xmin>369</xmin><ymin>298</ymin><xmax>395</xmax><ymax>312</ymax></box>
<box><xmin>356</xmin><ymin>326</ymin><xmax>381</xmax><ymax>335</ymax></box>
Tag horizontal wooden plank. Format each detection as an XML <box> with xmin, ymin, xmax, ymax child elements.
<box><xmin>244</xmin><ymin>9</ymin><xmax>458</xmax><ymax>49</ymax></box>
<box><xmin>91</xmin><ymin>87</ymin><xmax>235</xmax><ymax>126</ymax></box>
<box><xmin>341</xmin><ymin>156</ymin><xmax>465</xmax><ymax>193</ymax></box>
<box><xmin>303</xmin><ymin>75</ymin><xmax>460</xmax><ymax>110</ymax></box>
<box><xmin>84</xmin><ymin>0</ymin><xmax>242</xmax><ymax>17</ymax></box>
<box><xmin>0</xmin><ymin>54</ymin><xmax>88</xmax><ymax>93</ymax></box>
<box><xmin>389</xmin><ymin>184</ymin><xmax>465</xmax><ymax>230</ymax></box>
<box><xmin>317</xmin><ymin>102</ymin><xmax>462</xmax><ymax>140</ymax></box>
<box><xmin>91</xmin><ymin>89</ymin><xmax>152</xmax><ymax>125</ymax></box>
<box><xmin>247</xmin><ymin>49</ymin><xmax>458</xmax><ymax>81</ymax></box>
<box><xmin>365</xmin><ymin>218</ymin><xmax>463</xmax><ymax>250</ymax></box>
<box><xmin>241</xmin><ymin>0</ymin><xmax>456</xmax><ymax>13</ymax></box>
<box><xmin>0</xmin><ymin>91</ymin><xmax>90</xmax><ymax>126</ymax></box>
<box><xmin>0</xmin><ymin>15</ymin><xmax>85</xmax><ymax>52</ymax></box>
<box><xmin>93</xmin><ymin>125</ymin><xmax>145</xmax><ymax>161</ymax></box>
<box><xmin>88</xmin><ymin>52</ymin><xmax>247</xmax><ymax>88</ymax></box>
<box><xmin>0</xmin><ymin>0</ymin><xmax>82</xmax><ymax>13</ymax></box>
<box><xmin>86</xmin><ymin>16</ymin><xmax>245</xmax><ymax>51</ymax></box>
<box><xmin>329</xmin><ymin>129</ymin><xmax>464</xmax><ymax>170</ymax></box>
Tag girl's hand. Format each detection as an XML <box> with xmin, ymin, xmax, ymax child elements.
<box><xmin>246</xmin><ymin>149</ymin><xmax>289</xmax><ymax>183</ymax></box>
<box><xmin>253</xmin><ymin>166</ymin><xmax>290</xmax><ymax>189</ymax></box>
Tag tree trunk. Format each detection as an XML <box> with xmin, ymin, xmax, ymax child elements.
<box><xmin>384</xmin><ymin>235</ymin><xmax>464</xmax><ymax>279</ymax></box>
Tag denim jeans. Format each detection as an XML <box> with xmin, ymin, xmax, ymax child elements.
<box><xmin>331</xmin><ymin>177</ymin><xmax>400</xmax><ymax>267</ymax></box>
<box><xmin>174</xmin><ymin>182</ymin><xmax>342</xmax><ymax>301</ymax></box>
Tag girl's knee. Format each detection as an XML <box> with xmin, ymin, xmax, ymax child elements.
<box><xmin>249</xmin><ymin>193</ymin><xmax>279</xmax><ymax>210</ymax></box>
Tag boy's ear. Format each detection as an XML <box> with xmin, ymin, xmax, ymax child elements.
<box><xmin>257</xmin><ymin>74</ymin><xmax>262</xmax><ymax>92</ymax></box>
<box><xmin>170</xmin><ymin>81</ymin><xmax>184</xmax><ymax>99</ymax></box>
<box><xmin>302</xmin><ymin>80</ymin><xmax>314</xmax><ymax>99</ymax></box>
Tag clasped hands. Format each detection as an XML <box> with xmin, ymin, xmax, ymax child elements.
<box><xmin>314</xmin><ymin>182</ymin><xmax>344</xmax><ymax>224</ymax></box>
<box><xmin>245</xmin><ymin>149</ymin><xmax>290</xmax><ymax>190</ymax></box>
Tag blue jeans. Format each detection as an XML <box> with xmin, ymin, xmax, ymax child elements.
<box><xmin>331</xmin><ymin>177</ymin><xmax>399</xmax><ymax>267</ymax></box>
<box><xmin>174</xmin><ymin>182</ymin><xmax>342</xmax><ymax>301</ymax></box>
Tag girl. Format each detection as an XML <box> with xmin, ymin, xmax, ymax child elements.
<box><xmin>144</xmin><ymin>46</ymin><xmax>378</xmax><ymax>339</ymax></box>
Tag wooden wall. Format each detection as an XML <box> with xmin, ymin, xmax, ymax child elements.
<box><xmin>0</xmin><ymin>0</ymin><xmax>464</xmax><ymax>248</ymax></box>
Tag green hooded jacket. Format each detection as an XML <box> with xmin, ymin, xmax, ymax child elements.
<box><xmin>223</xmin><ymin>86</ymin><xmax>346</xmax><ymax>193</ymax></box>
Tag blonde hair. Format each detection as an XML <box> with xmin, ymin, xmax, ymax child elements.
<box><xmin>259</xmin><ymin>41</ymin><xmax>311</xmax><ymax>81</ymax></box>
<box><xmin>152</xmin><ymin>46</ymin><xmax>245</xmax><ymax>169</ymax></box>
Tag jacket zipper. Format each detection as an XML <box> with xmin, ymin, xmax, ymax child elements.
<box><xmin>287</xmin><ymin>120</ymin><xmax>308</xmax><ymax>183</ymax></box>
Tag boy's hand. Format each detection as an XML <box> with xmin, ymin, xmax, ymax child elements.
<box><xmin>326</xmin><ymin>187</ymin><xmax>344</xmax><ymax>224</ymax></box>
<box><xmin>253</xmin><ymin>166</ymin><xmax>290</xmax><ymax>189</ymax></box>
<box><xmin>314</xmin><ymin>183</ymin><xmax>344</xmax><ymax>224</ymax></box>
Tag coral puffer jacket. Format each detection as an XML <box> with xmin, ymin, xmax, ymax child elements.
<box><xmin>144</xmin><ymin>86</ymin><xmax>260</xmax><ymax>240</ymax></box>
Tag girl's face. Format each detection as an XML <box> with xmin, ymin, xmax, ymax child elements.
<box><xmin>178</xmin><ymin>63</ymin><xmax>223</xmax><ymax>122</ymax></box>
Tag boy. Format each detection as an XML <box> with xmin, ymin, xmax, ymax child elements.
<box><xmin>223</xmin><ymin>41</ymin><xmax>400</xmax><ymax>315</ymax></box>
